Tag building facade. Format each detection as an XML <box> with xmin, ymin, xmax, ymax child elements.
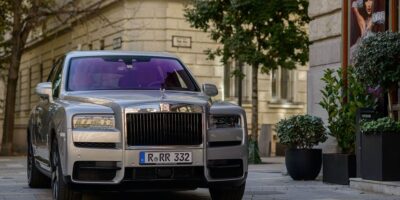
<box><xmin>0</xmin><ymin>0</ymin><xmax>308</xmax><ymax>154</ymax></box>
<box><xmin>308</xmin><ymin>0</ymin><xmax>343</xmax><ymax>152</ymax></box>
<box><xmin>308</xmin><ymin>0</ymin><xmax>399</xmax><ymax>152</ymax></box>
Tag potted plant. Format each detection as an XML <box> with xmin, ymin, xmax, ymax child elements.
<box><xmin>276</xmin><ymin>115</ymin><xmax>327</xmax><ymax>180</ymax></box>
<box><xmin>353</xmin><ymin>31</ymin><xmax>400</xmax><ymax>118</ymax></box>
<box><xmin>319</xmin><ymin>68</ymin><xmax>376</xmax><ymax>185</ymax></box>
<box><xmin>360</xmin><ymin>117</ymin><xmax>400</xmax><ymax>181</ymax></box>
<box><xmin>353</xmin><ymin>31</ymin><xmax>400</xmax><ymax>181</ymax></box>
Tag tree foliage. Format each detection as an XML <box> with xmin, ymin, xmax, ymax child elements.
<box><xmin>185</xmin><ymin>0</ymin><xmax>310</xmax><ymax>163</ymax></box>
<box><xmin>184</xmin><ymin>0</ymin><xmax>310</xmax><ymax>71</ymax></box>
<box><xmin>0</xmin><ymin>0</ymin><xmax>102</xmax><ymax>155</ymax></box>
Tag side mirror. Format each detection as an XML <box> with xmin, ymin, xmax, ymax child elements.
<box><xmin>202</xmin><ymin>83</ymin><xmax>218</xmax><ymax>97</ymax></box>
<box><xmin>35</xmin><ymin>82</ymin><xmax>53</xmax><ymax>101</ymax></box>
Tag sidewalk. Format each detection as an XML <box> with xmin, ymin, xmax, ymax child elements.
<box><xmin>0</xmin><ymin>156</ymin><xmax>399</xmax><ymax>200</ymax></box>
<box><xmin>244</xmin><ymin>157</ymin><xmax>399</xmax><ymax>200</ymax></box>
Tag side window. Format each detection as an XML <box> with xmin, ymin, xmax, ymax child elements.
<box><xmin>48</xmin><ymin>58</ymin><xmax>64</xmax><ymax>98</ymax></box>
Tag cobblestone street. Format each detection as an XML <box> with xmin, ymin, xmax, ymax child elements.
<box><xmin>0</xmin><ymin>157</ymin><xmax>398</xmax><ymax>200</ymax></box>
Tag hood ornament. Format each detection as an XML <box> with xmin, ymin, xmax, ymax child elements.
<box><xmin>160</xmin><ymin>84</ymin><xmax>166</xmax><ymax>100</ymax></box>
<box><xmin>160</xmin><ymin>88</ymin><xmax>166</xmax><ymax>100</ymax></box>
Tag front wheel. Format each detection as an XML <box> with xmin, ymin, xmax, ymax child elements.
<box><xmin>51</xmin><ymin>139</ymin><xmax>82</xmax><ymax>200</ymax></box>
<box><xmin>209</xmin><ymin>182</ymin><xmax>246</xmax><ymax>200</ymax></box>
<box><xmin>27</xmin><ymin>135</ymin><xmax>50</xmax><ymax>188</ymax></box>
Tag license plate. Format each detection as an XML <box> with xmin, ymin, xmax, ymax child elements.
<box><xmin>139</xmin><ymin>152</ymin><xmax>192</xmax><ymax>165</ymax></box>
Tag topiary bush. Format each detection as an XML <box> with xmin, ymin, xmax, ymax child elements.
<box><xmin>353</xmin><ymin>31</ymin><xmax>400</xmax><ymax>89</ymax></box>
<box><xmin>276</xmin><ymin>115</ymin><xmax>327</xmax><ymax>149</ymax></box>
<box><xmin>353</xmin><ymin>32</ymin><xmax>400</xmax><ymax>117</ymax></box>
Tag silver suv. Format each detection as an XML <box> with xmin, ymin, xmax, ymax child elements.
<box><xmin>27</xmin><ymin>51</ymin><xmax>248</xmax><ymax>200</ymax></box>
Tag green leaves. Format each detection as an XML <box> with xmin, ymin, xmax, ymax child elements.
<box><xmin>276</xmin><ymin>115</ymin><xmax>327</xmax><ymax>149</ymax></box>
<box><xmin>354</xmin><ymin>31</ymin><xmax>400</xmax><ymax>90</ymax></box>
<box><xmin>184</xmin><ymin>0</ymin><xmax>310</xmax><ymax>71</ymax></box>
<box><xmin>361</xmin><ymin>117</ymin><xmax>400</xmax><ymax>134</ymax></box>
<box><xmin>319</xmin><ymin>68</ymin><xmax>377</xmax><ymax>154</ymax></box>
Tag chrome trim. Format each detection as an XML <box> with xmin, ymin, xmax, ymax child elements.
<box><xmin>125</xmin><ymin>103</ymin><xmax>203</xmax><ymax>113</ymax></box>
<box><xmin>124</xmin><ymin>103</ymin><xmax>205</xmax><ymax>148</ymax></box>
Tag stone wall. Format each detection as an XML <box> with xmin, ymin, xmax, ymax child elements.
<box><xmin>308</xmin><ymin>0</ymin><xmax>343</xmax><ymax>153</ymax></box>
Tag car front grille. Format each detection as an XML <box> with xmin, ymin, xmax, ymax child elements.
<box><xmin>126</xmin><ymin>113</ymin><xmax>203</xmax><ymax>146</ymax></box>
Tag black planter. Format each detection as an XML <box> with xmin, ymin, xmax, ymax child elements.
<box><xmin>361</xmin><ymin>132</ymin><xmax>400</xmax><ymax>181</ymax></box>
<box><xmin>285</xmin><ymin>149</ymin><xmax>322</xmax><ymax>180</ymax></box>
<box><xmin>322</xmin><ymin>154</ymin><xmax>356</xmax><ymax>185</ymax></box>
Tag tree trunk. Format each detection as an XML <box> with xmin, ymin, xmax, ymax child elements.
<box><xmin>251</xmin><ymin>63</ymin><xmax>259</xmax><ymax>140</ymax></box>
<box><xmin>1</xmin><ymin>8</ymin><xmax>26</xmax><ymax>155</ymax></box>
<box><xmin>1</xmin><ymin>48</ymin><xmax>22</xmax><ymax>155</ymax></box>
<box><xmin>1</xmin><ymin>71</ymin><xmax>18</xmax><ymax>155</ymax></box>
<box><xmin>237</xmin><ymin>61</ymin><xmax>243</xmax><ymax>106</ymax></box>
<box><xmin>248</xmin><ymin>63</ymin><xmax>261</xmax><ymax>164</ymax></box>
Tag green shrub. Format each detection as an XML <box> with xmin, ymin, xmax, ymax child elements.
<box><xmin>353</xmin><ymin>31</ymin><xmax>400</xmax><ymax>89</ymax></box>
<box><xmin>361</xmin><ymin>117</ymin><xmax>400</xmax><ymax>134</ymax></box>
<box><xmin>276</xmin><ymin>115</ymin><xmax>327</xmax><ymax>149</ymax></box>
<box><xmin>319</xmin><ymin>67</ymin><xmax>377</xmax><ymax>154</ymax></box>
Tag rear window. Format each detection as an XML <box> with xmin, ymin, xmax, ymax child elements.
<box><xmin>67</xmin><ymin>56</ymin><xmax>199</xmax><ymax>91</ymax></box>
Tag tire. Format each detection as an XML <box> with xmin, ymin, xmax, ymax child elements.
<box><xmin>209</xmin><ymin>182</ymin><xmax>246</xmax><ymax>200</ymax></box>
<box><xmin>51</xmin><ymin>139</ymin><xmax>82</xmax><ymax>200</ymax></box>
<box><xmin>27</xmin><ymin>132</ymin><xmax>51</xmax><ymax>188</ymax></box>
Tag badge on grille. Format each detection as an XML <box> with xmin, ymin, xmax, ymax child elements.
<box><xmin>160</xmin><ymin>103</ymin><xmax>170</xmax><ymax>112</ymax></box>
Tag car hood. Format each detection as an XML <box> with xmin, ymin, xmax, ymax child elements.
<box><xmin>62</xmin><ymin>90</ymin><xmax>210</xmax><ymax>108</ymax></box>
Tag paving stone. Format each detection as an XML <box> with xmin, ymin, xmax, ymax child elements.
<box><xmin>0</xmin><ymin>156</ymin><xmax>399</xmax><ymax>200</ymax></box>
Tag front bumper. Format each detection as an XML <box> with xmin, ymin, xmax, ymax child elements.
<box><xmin>63</xmin><ymin>128</ymin><xmax>247</xmax><ymax>189</ymax></box>
<box><xmin>65</xmin><ymin>173</ymin><xmax>247</xmax><ymax>191</ymax></box>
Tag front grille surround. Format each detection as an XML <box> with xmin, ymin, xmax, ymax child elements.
<box><xmin>126</xmin><ymin>112</ymin><xmax>203</xmax><ymax>146</ymax></box>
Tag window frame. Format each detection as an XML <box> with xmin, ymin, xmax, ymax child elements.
<box><xmin>47</xmin><ymin>57</ymin><xmax>64</xmax><ymax>99</ymax></box>
<box><xmin>271</xmin><ymin>67</ymin><xmax>295</xmax><ymax>104</ymax></box>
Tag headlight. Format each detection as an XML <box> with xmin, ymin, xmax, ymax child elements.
<box><xmin>73</xmin><ymin>115</ymin><xmax>115</xmax><ymax>130</ymax></box>
<box><xmin>210</xmin><ymin>115</ymin><xmax>241</xmax><ymax>129</ymax></box>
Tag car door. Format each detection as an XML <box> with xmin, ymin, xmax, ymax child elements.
<box><xmin>35</xmin><ymin>58</ymin><xmax>64</xmax><ymax>166</ymax></box>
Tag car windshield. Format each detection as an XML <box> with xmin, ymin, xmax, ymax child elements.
<box><xmin>67</xmin><ymin>56</ymin><xmax>199</xmax><ymax>91</ymax></box>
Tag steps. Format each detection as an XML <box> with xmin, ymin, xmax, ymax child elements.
<box><xmin>350</xmin><ymin>178</ymin><xmax>400</xmax><ymax>196</ymax></box>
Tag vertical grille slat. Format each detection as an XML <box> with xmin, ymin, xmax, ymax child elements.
<box><xmin>126</xmin><ymin>113</ymin><xmax>202</xmax><ymax>146</ymax></box>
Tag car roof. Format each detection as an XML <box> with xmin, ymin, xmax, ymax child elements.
<box><xmin>66</xmin><ymin>51</ymin><xmax>179</xmax><ymax>59</ymax></box>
